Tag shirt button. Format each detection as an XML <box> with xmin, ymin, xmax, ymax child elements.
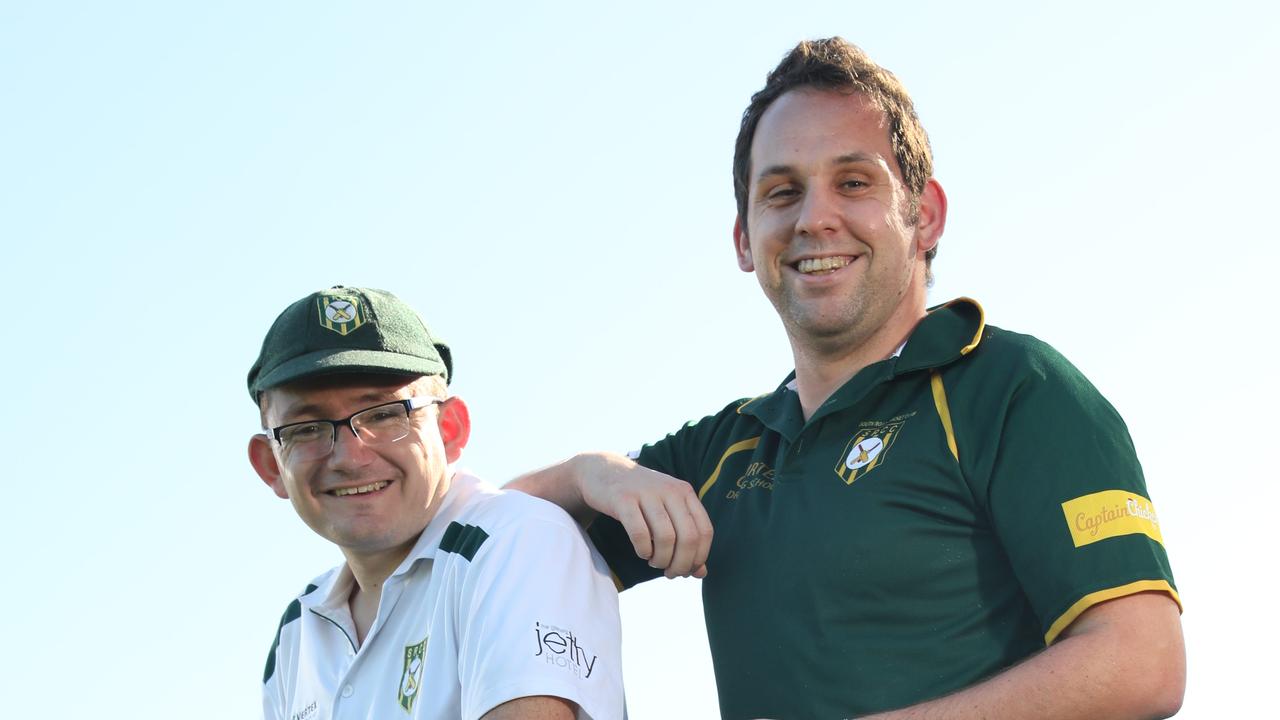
<box><xmin>342</xmin><ymin>685</ymin><xmax>354</xmax><ymax>698</ymax></box>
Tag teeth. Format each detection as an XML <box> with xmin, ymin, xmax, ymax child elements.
<box><xmin>796</xmin><ymin>256</ymin><xmax>852</xmax><ymax>274</ymax></box>
<box><xmin>332</xmin><ymin>481</ymin><xmax>389</xmax><ymax>497</ymax></box>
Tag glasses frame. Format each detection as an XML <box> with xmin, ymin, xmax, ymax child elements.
<box><xmin>268</xmin><ymin>396</ymin><xmax>444</xmax><ymax>459</ymax></box>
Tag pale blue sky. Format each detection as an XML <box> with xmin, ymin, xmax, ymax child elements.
<box><xmin>2</xmin><ymin>1</ymin><xmax>1275</xmax><ymax>717</ymax></box>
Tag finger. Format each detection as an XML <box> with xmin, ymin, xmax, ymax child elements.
<box><xmin>666</xmin><ymin>489</ymin><xmax>713</xmax><ymax>578</ymax></box>
<box><xmin>664</xmin><ymin>491</ymin><xmax>703</xmax><ymax>577</ymax></box>
<box><xmin>686</xmin><ymin>488</ymin><xmax>714</xmax><ymax>572</ymax></box>
<box><xmin>639</xmin><ymin>495</ymin><xmax>677</xmax><ymax>569</ymax></box>
<box><xmin>615</xmin><ymin>502</ymin><xmax>653</xmax><ymax>561</ymax></box>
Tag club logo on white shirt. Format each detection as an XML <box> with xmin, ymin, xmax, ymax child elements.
<box><xmin>398</xmin><ymin>635</ymin><xmax>428</xmax><ymax>711</ymax></box>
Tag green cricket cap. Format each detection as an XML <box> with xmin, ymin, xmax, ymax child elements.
<box><xmin>247</xmin><ymin>286</ymin><xmax>451</xmax><ymax>402</ymax></box>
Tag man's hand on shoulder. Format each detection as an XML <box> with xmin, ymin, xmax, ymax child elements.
<box><xmin>509</xmin><ymin>452</ymin><xmax>713</xmax><ymax>578</ymax></box>
<box><xmin>578</xmin><ymin>452</ymin><xmax>713</xmax><ymax>579</ymax></box>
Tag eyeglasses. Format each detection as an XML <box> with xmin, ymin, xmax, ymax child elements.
<box><xmin>268</xmin><ymin>396</ymin><xmax>444</xmax><ymax>461</ymax></box>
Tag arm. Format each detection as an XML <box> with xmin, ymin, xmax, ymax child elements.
<box><xmin>458</xmin><ymin>500</ymin><xmax>626</xmax><ymax>720</ymax></box>
<box><xmin>508</xmin><ymin>452</ymin><xmax>714</xmax><ymax>578</ymax></box>
<box><xmin>862</xmin><ymin>592</ymin><xmax>1184</xmax><ymax>720</ymax></box>
<box><xmin>482</xmin><ymin>696</ymin><xmax>575</xmax><ymax>720</ymax></box>
<box><xmin>885</xmin><ymin>337</ymin><xmax>1184</xmax><ymax>718</ymax></box>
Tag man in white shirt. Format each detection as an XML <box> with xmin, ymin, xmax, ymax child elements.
<box><xmin>246</xmin><ymin>286</ymin><xmax>624</xmax><ymax>720</ymax></box>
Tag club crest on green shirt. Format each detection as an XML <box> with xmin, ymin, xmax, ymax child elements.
<box><xmin>397</xmin><ymin>635</ymin><xmax>428</xmax><ymax>711</ymax></box>
<box><xmin>835</xmin><ymin>418</ymin><xmax>907</xmax><ymax>484</ymax></box>
<box><xmin>315</xmin><ymin>294</ymin><xmax>366</xmax><ymax>336</ymax></box>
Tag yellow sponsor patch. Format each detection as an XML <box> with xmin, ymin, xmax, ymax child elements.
<box><xmin>1061</xmin><ymin>490</ymin><xmax>1163</xmax><ymax>548</ymax></box>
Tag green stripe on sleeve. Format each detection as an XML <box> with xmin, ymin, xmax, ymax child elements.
<box><xmin>263</xmin><ymin>583</ymin><xmax>318</xmax><ymax>684</ymax></box>
<box><xmin>439</xmin><ymin>521</ymin><xmax>489</xmax><ymax>561</ymax></box>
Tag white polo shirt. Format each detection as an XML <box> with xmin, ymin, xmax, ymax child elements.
<box><xmin>262</xmin><ymin>471</ymin><xmax>625</xmax><ymax>720</ymax></box>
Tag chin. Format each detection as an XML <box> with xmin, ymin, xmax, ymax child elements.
<box><xmin>790</xmin><ymin>312</ymin><xmax>863</xmax><ymax>338</ymax></box>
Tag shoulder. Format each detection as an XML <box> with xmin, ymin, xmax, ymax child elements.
<box><xmin>963</xmin><ymin>325</ymin><xmax>1091</xmax><ymax>386</ymax></box>
<box><xmin>630</xmin><ymin>394</ymin><xmax>768</xmax><ymax>469</ymax></box>
<box><xmin>442</xmin><ymin>474</ymin><xmax>593</xmax><ymax>553</ymax></box>
<box><xmin>262</xmin><ymin>579</ymin><xmax>326</xmax><ymax>684</ymax></box>
<box><xmin>266</xmin><ymin>565</ymin><xmax>339</xmax><ymax>642</ymax></box>
<box><xmin>269</xmin><ymin>572</ymin><xmax>331</xmax><ymax>633</ymax></box>
<box><xmin>973</xmin><ymin>324</ymin><xmax>1063</xmax><ymax>364</ymax></box>
<box><xmin>667</xmin><ymin>394</ymin><xmax>770</xmax><ymax>440</ymax></box>
<box><xmin>438</xmin><ymin>476</ymin><xmax>617</xmax><ymax>597</ymax></box>
<box><xmin>458</xmin><ymin>475</ymin><xmax>581</xmax><ymax>529</ymax></box>
<box><xmin>950</xmin><ymin>324</ymin><xmax>1128</xmax><ymax>433</ymax></box>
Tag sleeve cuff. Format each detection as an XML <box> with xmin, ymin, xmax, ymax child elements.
<box><xmin>1044</xmin><ymin>579</ymin><xmax>1183</xmax><ymax>645</ymax></box>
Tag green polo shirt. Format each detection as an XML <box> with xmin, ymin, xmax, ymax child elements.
<box><xmin>588</xmin><ymin>298</ymin><xmax>1179</xmax><ymax>719</ymax></box>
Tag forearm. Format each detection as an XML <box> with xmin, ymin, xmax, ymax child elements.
<box><xmin>862</xmin><ymin>642</ymin><xmax>1170</xmax><ymax>719</ymax></box>
<box><xmin>508</xmin><ymin>451</ymin><xmax>713</xmax><ymax>577</ymax></box>
<box><xmin>862</xmin><ymin>594</ymin><xmax>1184</xmax><ymax>720</ymax></box>
<box><xmin>504</xmin><ymin>453</ymin><xmax>604</xmax><ymax>520</ymax></box>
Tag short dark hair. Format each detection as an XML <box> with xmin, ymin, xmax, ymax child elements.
<box><xmin>733</xmin><ymin>38</ymin><xmax>935</xmax><ymax>261</ymax></box>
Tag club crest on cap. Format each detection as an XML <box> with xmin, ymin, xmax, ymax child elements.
<box><xmin>316</xmin><ymin>294</ymin><xmax>366</xmax><ymax>336</ymax></box>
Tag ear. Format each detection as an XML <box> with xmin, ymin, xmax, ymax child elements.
<box><xmin>733</xmin><ymin>216</ymin><xmax>754</xmax><ymax>272</ymax></box>
<box><xmin>436</xmin><ymin>396</ymin><xmax>472</xmax><ymax>464</ymax></box>
<box><xmin>248</xmin><ymin>434</ymin><xmax>290</xmax><ymax>499</ymax></box>
<box><xmin>913</xmin><ymin>178</ymin><xmax>948</xmax><ymax>258</ymax></box>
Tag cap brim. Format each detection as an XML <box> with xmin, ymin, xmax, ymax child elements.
<box><xmin>252</xmin><ymin>348</ymin><xmax>447</xmax><ymax>397</ymax></box>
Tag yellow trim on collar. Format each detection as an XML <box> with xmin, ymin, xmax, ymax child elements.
<box><xmin>944</xmin><ymin>297</ymin><xmax>987</xmax><ymax>355</ymax></box>
<box><xmin>736</xmin><ymin>392</ymin><xmax>773</xmax><ymax>415</ymax></box>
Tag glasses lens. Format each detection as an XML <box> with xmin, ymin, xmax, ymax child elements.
<box><xmin>352</xmin><ymin>402</ymin><xmax>413</xmax><ymax>445</ymax></box>
<box><xmin>277</xmin><ymin>421</ymin><xmax>334</xmax><ymax>461</ymax></box>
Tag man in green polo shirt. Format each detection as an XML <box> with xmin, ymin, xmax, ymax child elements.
<box><xmin>512</xmin><ymin>37</ymin><xmax>1184</xmax><ymax>718</ymax></box>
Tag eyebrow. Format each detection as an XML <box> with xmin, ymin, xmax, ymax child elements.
<box><xmin>754</xmin><ymin>153</ymin><xmax>879</xmax><ymax>183</ymax></box>
<box><xmin>277</xmin><ymin>391</ymin><xmax>401</xmax><ymax>424</ymax></box>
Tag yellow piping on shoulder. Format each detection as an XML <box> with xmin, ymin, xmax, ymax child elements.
<box><xmin>698</xmin><ymin>437</ymin><xmax>760</xmax><ymax>500</ymax></box>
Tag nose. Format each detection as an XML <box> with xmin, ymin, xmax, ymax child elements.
<box><xmin>795</xmin><ymin>185</ymin><xmax>839</xmax><ymax>237</ymax></box>
<box><xmin>328</xmin><ymin>422</ymin><xmax>376</xmax><ymax>470</ymax></box>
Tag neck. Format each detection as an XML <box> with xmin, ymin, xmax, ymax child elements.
<box><xmin>344</xmin><ymin>541</ymin><xmax>415</xmax><ymax>596</ymax></box>
<box><xmin>790</xmin><ymin>292</ymin><xmax>928</xmax><ymax>420</ymax></box>
<box><xmin>343</xmin><ymin>537</ymin><xmax>418</xmax><ymax>647</ymax></box>
<box><xmin>342</xmin><ymin>468</ymin><xmax>453</xmax><ymax>593</ymax></box>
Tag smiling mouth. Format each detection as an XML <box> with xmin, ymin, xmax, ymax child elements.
<box><xmin>330</xmin><ymin>480</ymin><xmax>390</xmax><ymax>497</ymax></box>
<box><xmin>794</xmin><ymin>256</ymin><xmax>853</xmax><ymax>274</ymax></box>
